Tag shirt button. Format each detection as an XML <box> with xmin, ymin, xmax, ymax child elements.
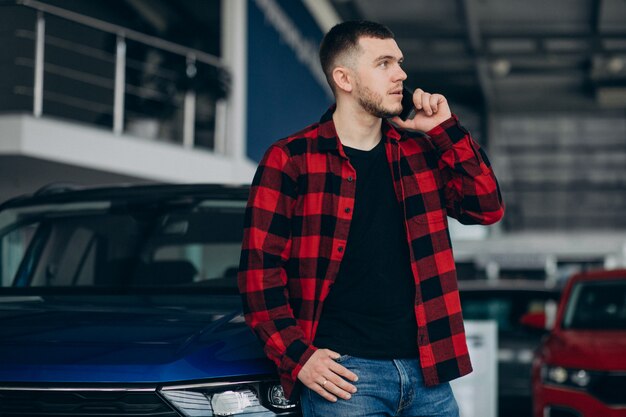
<box><xmin>344</xmin><ymin>207</ymin><xmax>351</xmax><ymax>213</ymax></box>
<box><xmin>337</xmin><ymin>246</ymin><xmax>344</xmax><ymax>252</ymax></box>
<box><xmin>347</xmin><ymin>176</ymin><xmax>353</xmax><ymax>182</ymax></box>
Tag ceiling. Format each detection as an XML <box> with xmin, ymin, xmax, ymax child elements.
<box><xmin>30</xmin><ymin>0</ymin><xmax>626</xmax><ymax>113</ymax></box>
<box><xmin>329</xmin><ymin>0</ymin><xmax>626</xmax><ymax>113</ymax></box>
<box><xmin>37</xmin><ymin>0</ymin><xmax>221</xmax><ymax>55</ymax></box>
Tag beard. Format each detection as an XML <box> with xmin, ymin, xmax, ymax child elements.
<box><xmin>354</xmin><ymin>79</ymin><xmax>402</xmax><ymax>119</ymax></box>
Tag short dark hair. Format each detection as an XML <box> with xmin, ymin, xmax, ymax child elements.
<box><xmin>319</xmin><ymin>20</ymin><xmax>395</xmax><ymax>92</ymax></box>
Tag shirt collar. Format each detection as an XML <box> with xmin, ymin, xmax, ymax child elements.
<box><xmin>317</xmin><ymin>104</ymin><xmax>403</xmax><ymax>152</ymax></box>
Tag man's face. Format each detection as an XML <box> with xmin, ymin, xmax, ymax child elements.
<box><xmin>352</xmin><ymin>37</ymin><xmax>407</xmax><ymax>118</ymax></box>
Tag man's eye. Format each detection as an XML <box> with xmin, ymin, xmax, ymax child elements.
<box><xmin>378</xmin><ymin>61</ymin><xmax>388</xmax><ymax>68</ymax></box>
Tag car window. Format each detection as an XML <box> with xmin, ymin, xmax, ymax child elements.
<box><xmin>461</xmin><ymin>291</ymin><xmax>558</xmax><ymax>333</ymax></box>
<box><xmin>563</xmin><ymin>279</ymin><xmax>626</xmax><ymax>330</ymax></box>
<box><xmin>0</xmin><ymin>198</ymin><xmax>246</xmax><ymax>290</ymax></box>
<box><xmin>462</xmin><ymin>298</ymin><xmax>513</xmax><ymax>330</ymax></box>
<box><xmin>1</xmin><ymin>222</ymin><xmax>39</xmax><ymax>287</ymax></box>
<box><xmin>153</xmin><ymin>243</ymin><xmax>241</xmax><ymax>283</ymax></box>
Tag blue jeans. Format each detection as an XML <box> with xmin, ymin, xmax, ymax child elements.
<box><xmin>300</xmin><ymin>356</ymin><xmax>459</xmax><ymax>417</ymax></box>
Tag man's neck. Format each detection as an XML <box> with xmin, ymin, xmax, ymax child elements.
<box><xmin>332</xmin><ymin>101</ymin><xmax>382</xmax><ymax>151</ymax></box>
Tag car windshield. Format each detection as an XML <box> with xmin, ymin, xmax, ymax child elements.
<box><xmin>0</xmin><ymin>197</ymin><xmax>245</xmax><ymax>292</ymax></box>
<box><xmin>562</xmin><ymin>279</ymin><xmax>626</xmax><ymax>330</ymax></box>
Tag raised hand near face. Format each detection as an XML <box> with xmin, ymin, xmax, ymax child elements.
<box><xmin>391</xmin><ymin>88</ymin><xmax>452</xmax><ymax>132</ymax></box>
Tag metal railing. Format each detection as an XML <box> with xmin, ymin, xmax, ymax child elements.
<box><xmin>1</xmin><ymin>0</ymin><xmax>229</xmax><ymax>151</ymax></box>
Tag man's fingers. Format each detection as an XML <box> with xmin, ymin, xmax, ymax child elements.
<box><xmin>413</xmin><ymin>89</ymin><xmax>447</xmax><ymax>116</ymax></box>
<box><xmin>413</xmin><ymin>88</ymin><xmax>423</xmax><ymax>110</ymax></box>
<box><xmin>329</xmin><ymin>360</ymin><xmax>359</xmax><ymax>383</ymax></box>
<box><xmin>421</xmin><ymin>92</ymin><xmax>433</xmax><ymax>115</ymax></box>
<box><xmin>311</xmin><ymin>382</ymin><xmax>338</xmax><ymax>402</ymax></box>
<box><xmin>297</xmin><ymin>349</ymin><xmax>357</xmax><ymax>402</ymax></box>
<box><xmin>326</xmin><ymin>372</ymin><xmax>357</xmax><ymax>396</ymax></box>
<box><xmin>430</xmin><ymin>94</ymin><xmax>439</xmax><ymax>113</ymax></box>
<box><xmin>322</xmin><ymin>348</ymin><xmax>341</xmax><ymax>360</ymax></box>
<box><xmin>321</xmin><ymin>378</ymin><xmax>353</xmax><ymax>400</ymax></box>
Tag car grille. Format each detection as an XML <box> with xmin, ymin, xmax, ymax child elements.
<box><xmin>0</xmin><ymin>388</ymin><xmax>177</xmax><ymax>416</ymax></box>
<box><xmin>589</xmin><ymin>372</ymin><xmax>626</xmax><ymax>406</ymax></box>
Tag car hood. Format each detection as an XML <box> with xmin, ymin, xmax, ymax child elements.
<box><xmin>542</xmin><ymin>330</ymin><xmax>626</xmax><ymax>370</ymax></box>
<box><xmin>0</xmin><ymin>294</ymin><xmax>275</xmax><ymax>384</ymax></box>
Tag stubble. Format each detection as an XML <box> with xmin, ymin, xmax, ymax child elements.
<box><xmin>354</xmin><ymin>79</ymin><xmax>402</xmax><ymax>119</ymax></box>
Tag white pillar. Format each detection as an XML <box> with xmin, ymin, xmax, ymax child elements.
<box><xmin>33</xmin><ymin>11</ymin><xmax>45</xmax><ymax>118</ymax></box>
<box><xmin>183</xmin><ymin>54</ymin><xmax>197</xmax><ymax>149</ymax></box>
<box><xmin>113</xmin><ymin>34</ymin><xmax>126</xmax><ymax>135</ymax></box>
<box><xmin>220</xmin><ymin>0</ymin><xmax>247</xmax><ymax>160</ymax></box>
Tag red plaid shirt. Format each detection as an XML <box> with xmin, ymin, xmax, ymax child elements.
<box><xmin>238</xmin><ymin>106</ymin><xmax>504</xmax><ymax>399</ymax></box>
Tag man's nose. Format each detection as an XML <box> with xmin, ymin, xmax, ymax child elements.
<box><xmin>395</xmin><ymin>65</ymin><xmax>407</xmax><ymax>82</ymax></box>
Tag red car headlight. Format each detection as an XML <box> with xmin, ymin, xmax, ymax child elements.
<box><xmin>541</xmin><ymin>365</ymin><xmax>593</xmax><ymax>389</ymax></box>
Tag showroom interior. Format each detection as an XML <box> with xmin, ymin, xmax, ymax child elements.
<box><xmin>0</xmin><ymin>1</ymin><xmax>625</xmax><ymax>417</ymax></box>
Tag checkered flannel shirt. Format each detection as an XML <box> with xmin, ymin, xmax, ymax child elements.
<box><xmin>238</xmin><ymin>105</ymin><xmax>504</xmax><ymax>399</ymax></box>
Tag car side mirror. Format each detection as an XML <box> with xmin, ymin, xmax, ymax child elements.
<box><xmin>520</xmin><ymin>311</ymin><xmax>547</xmax><ymax>330</ymax></box>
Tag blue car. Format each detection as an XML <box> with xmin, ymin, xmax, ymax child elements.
<box><xmin>0</xmin><ymin>184</ymin><xmax>299</xmax><ymax>416</ymax></box>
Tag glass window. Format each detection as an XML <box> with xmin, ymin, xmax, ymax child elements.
<box><xmin>461</xmin><ymin>298</ymin><xmax>512</xmax><ymax>331</ymax></box>
<box><xmin>27</xmin><ymin>214</ymin><xmax>144</xmax><ymax>287</ymax></box>
<box><xmin>461</xmin><ymin>291</ymin><xmax>559</xmax><ymax>334</ymax></box>
<box><xmin>0</xmin><ymin>198</ymin><xmax>245</xmax><ymax>290</ymax></box>
<box><xmin>563</xmin><ymin>280</ymin><xmax>626</xmax><ymax>330</ymax></box>
<box><xmin>1</xmin><ymin>223</ymin><xmax>39</xmax><ymax>287</ymax></box>
<box><xmin>153</xmin><ymin>243</ymin><xmax>241</xmax><ymax>283</ymax></box>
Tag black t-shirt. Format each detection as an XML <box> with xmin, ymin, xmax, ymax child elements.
<box><xmin>314</xmin><ymin>139</ymin><xmax>418</xmax><ymax>358</ymax></box>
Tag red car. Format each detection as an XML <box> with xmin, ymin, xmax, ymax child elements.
<box><xmin>525</xmin><ymin>269</ymin><xmax>626</xmax><ymax>417</ymax></box>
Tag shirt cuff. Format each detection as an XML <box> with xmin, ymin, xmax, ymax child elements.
<box><xmin>279</xmin><ymin>340</ymin><xmax>317</xmax><ymax>378</ymax></box>
<box><xmin>293</xmin><ymin>344</ymin><xmax>317</xmax><ymax>378</ymax></box>
<box><xmin>281</xmin><ymin>342</ymin><xmax>317</xmax><ymax>400</ymax></box>
<box><xmin>425</xmin><ymin>113</ymin><xmax>469</xmax><ymax>151</ymax></box>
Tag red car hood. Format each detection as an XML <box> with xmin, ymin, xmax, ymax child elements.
<box><xmin>543</xmin><ymin>330</ymin><xmax>626</xmax><ymax>370</ymax></box>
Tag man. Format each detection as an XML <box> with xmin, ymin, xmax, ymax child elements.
<box><xmin>238</xmin><ymin>20</ymin><xmax>504</xmax><ymax>417</ymax></box>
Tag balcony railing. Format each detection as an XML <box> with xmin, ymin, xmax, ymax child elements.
<box><xmin>0</xmin><ymin>0</ymin><xmax>229</xmax><ymax>151</ymax></box>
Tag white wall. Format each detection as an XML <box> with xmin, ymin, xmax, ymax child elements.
<box><xmin>0</xmin><ymin>114</ymin><xmax>257</xmax><ymax>185</ymax></box>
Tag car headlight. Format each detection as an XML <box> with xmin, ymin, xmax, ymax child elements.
<box><xmin>541</xmin><ymin>365</ymin><xmax>594</xmax><ymax>389</ymax></box>
<box><xmin>159</xmin><ymin>380</ymin><xmax>298</xmax><ymax>416</ymax></box>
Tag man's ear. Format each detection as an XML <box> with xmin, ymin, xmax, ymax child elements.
<box><xmin>332</xmin><ymin>66</ymin><xmax>353</xmax><ymax>93</ymax></box>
